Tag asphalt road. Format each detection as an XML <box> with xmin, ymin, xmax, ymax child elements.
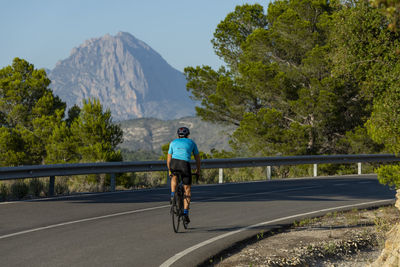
<box><xmin>0</xmin><ymin>174</ymin><xmax>395</xmax><ymax>267</ymax></box>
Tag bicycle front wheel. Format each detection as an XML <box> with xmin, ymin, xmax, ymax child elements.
<box><xmin>171</xmin><ymin>194</ymin><xmax>180</xmax><ymax>233</ymax></box>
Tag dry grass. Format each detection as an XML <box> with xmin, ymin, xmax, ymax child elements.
<box><xmin>211</xmin><ymin>205</ymin><xmax>400</xmax><ymax>267</ymax></box>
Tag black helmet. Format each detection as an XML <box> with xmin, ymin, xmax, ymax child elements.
<box><xmin>177</xmin><ymin>127</ymin><xmax>190</xmax><ymax>137</ymax></box>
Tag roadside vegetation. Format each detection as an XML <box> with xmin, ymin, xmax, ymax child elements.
<box><xmin>184</xmin><ymin>0</ymin><xmax>400</xmax><ymax>189</ymax></box>
<box><xmin>0</xmin><ymin>58</ymin><xmax>123</xmax><ymax>200</ymax></box>
<box><xmin>128</xmin><ymin>0</ymin><xmax>400</xmax><ymax>190</ymax></box>
<box><xmin>209</xmin><ymin>205</ymin><xmax>400</xmax><ymax>266</ymax></box>
<box><xmin>2</xmin><ymin>0</ymin><xmax>400</xmax><ymax>200</ymax></box>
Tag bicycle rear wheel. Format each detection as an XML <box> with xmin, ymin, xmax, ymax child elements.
<box><xmin>171</xmin><ymin>193</ymin><xmax>181</xmax><ymax>233</ymax></box>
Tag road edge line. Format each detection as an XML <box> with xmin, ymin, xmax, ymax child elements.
<box><xmin>160</xmin><ymin>198</ymin><xmax>395</xmax><ymax>267</ymax></box>
<box><xmin>0</xmin><ymin>205</ymin><xmax>170</xmax><ymax>240</ymax></box>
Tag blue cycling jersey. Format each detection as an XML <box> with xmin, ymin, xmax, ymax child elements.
<box><xmin>168</xmin><ymin>138</ymin><xmax>199</xmax><ymax>162</ymax></box>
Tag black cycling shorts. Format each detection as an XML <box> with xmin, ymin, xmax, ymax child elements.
<box><xmin>170</xmin><ymin>158</ymin><xmax>192</xmax><ymax>185</ymax></box>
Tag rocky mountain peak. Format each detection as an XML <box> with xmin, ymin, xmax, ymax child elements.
<box><xmin>48</xmin><ymin>32</ymin><xmax>195</xmax><ymax>121</ymax></box>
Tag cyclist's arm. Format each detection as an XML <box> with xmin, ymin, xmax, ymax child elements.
<box><xmin>167</xmin><ymin>153</ymin><xmax>172</xmax><ymax>172</ymax></box>
<box><xmin>194</xmin><ymin>154</ymin><xmax>201</xmax><ymax>174</ymax></box>
<box><xmin>167</xmin><ymin>142</ymin><xmax>173</xmax><ymax>172</ymax></box>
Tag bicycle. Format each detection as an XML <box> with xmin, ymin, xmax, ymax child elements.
<box><xmin>170</xmin><ymin>171</ymin><xmax>198</xmax><ymax>233</ymax></box>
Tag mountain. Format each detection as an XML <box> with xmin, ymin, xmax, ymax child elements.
<box><xmin>118</xmin><ymin>116</ymin><xmax>236</xmax><ymax>154</ymax></box>
<box><xmin>48</xmin><ymin>32</ymin><xmax>195</xmax><ymax>120</ymax></box>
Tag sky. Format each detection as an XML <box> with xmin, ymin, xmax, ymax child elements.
<box><xmin>0</xmin><ymin>0</ymin><xmax>269</xmax><ymax>72</ymax></box>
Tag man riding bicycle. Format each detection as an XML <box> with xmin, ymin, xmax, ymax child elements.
<box><xmin>167</xmin><ymin>127</ymin><xmax>201</xmax><ymax>224</ymax></box>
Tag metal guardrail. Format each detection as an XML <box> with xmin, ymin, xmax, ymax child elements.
<box><xmin>0</xmin><ymin>154</ymin><xmax>399</xmax><ymax>195</ymax></box>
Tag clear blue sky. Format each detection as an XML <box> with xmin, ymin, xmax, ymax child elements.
<box><xmin>0</xmin><ymin>0</ymin><xmax>269</xmax><ymax>72</ymax></box>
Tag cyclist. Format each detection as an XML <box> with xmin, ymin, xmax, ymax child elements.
<box><xmin>167</xmin><ymin>127</ymin><xmax>201</xmax><ymax>224</ymax></box>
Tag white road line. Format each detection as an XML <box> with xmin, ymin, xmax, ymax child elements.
<box><xmin>160</xmin><ymin>199</ymin><xmax>395</xmax><ymax>267</ymax></box>
<box><xmin>0</xmin><ymin>186</ymin><xmax>320</xmax><ymax>240</ymax></box>
<box><xmin>0</xmin><ymin>183</ymin><xmax>382</xmax><ymax>243</ymax></box>
<box><xmin>0</xmin><ymin>205</ymin><xmax>169</xmax><ymax>240</ymax></box>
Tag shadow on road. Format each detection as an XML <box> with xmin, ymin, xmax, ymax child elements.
<box><xmin>29</xmin><ymin>176</ymin><xmax>394</xmax><ymax>206</ymax></box>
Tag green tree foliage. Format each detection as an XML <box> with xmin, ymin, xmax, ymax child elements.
<box><xmin>45</xmin><ymin>121</ymin><xmax>80</xmax><ymax>164</ymax></box>
<box><xmin>66</xmin><ymin>104</ymin><xmax>81</xmax><ymax>127</ymax></box>
<box><xmin>0</xmin><ymin>58</ymin><xmax>124</xmax><ymax>172</ymax></box>
<box><xmin>0</xmin><ymin>128</ymin><xmax>26</xmax><ymax>166</ymax></box>
<box><xmin>185</xmin><ymin>1</ymin><xmax>374</xmax><ymax>157</ymax></box>
<box><xmin>329</xmin><ymin>0</ymin><xmax>400</xmax><ymax>100</ymax></box>
<box><xmin>71</xmin><ymin>98</ymin><xmax>123</xmax><ymax>163</ymax></box>
<box><xmin>328</xmin><ymin>0</ymin><xmax>400</xmax><ymax>188</ymax></box>
<box><xmin>0</xmin><ymin>58</ymin><xmax>66</xmax><ymax>165</ymax></box>
<box><xmin>370</xmin><ymin>0</ymin><xmax>400</xmax><ymax>30</ymax></box>
<box><xmin>328</xmin><ymin>0</ymin><xmax>398</xmax><ymax>156</ymax></box>
<box><xmin>366</xmin><ymin>80</ymin><xmax>400</xmax><ymax>188</ymax></box>
<box><xmin>211</xmin><ymin>4</ymin><xmax>268</xmax><ymax>71</ymax></box>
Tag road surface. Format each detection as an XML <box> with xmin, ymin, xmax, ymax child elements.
<box><xmin>0</xmin><ymin>174</ymin><xmax>395</xmax><ymax>266</ymax></box>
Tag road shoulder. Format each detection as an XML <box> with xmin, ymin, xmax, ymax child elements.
<box><xmin>208</xmin><ymin>205</ymin><xmax>399</xmax><ymax>267</ymax></box>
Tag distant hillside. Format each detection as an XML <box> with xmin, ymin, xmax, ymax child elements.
<box><xmin>118</xmin><ymin>117</ymin><xmax>235</xmax><ymax>154</ymax></box>
<box><xmin>48</xmin><ymin>32</ymin><xmax>195</xmax><ymax>120</ymax></box>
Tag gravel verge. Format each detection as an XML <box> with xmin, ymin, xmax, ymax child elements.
<box><xmin>200</xmin><ymin>205</ymin><xmax>399</xmax><ymax>267</ymax></box>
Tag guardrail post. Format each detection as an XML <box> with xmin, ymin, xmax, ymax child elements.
<box><xmin>313</xmin><ymin>164</ymin><xmax>318</xmax><ymax>177</ymax></box>
<box><xmin>266</xmin><ymin>166</ymin><xmax>271</xmax><ymax>180</ymax></box>
<box><xmin>110</xmin><ymin>173</ymin><xmax>116</xmax><ymax>192</ymax></box>
<box><xmin>49</xmin><ymin>176</ymin><xmax>55</xmax><ymax>196</ymax></box>
<box><xmin>358</xmin><ymin>162</ymin><xmax>362</xmax><ymax>175</ymax></box>
<box><xmin>219</xmin><ymin>168</ymin><xmax>223</xmax><ymax>184</ymax></box>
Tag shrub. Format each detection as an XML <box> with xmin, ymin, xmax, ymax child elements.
<box><xmin>11</xmin><ymin>180</ymin><xmax>29</xmax><ymax>199</ymax></box>
<box><xmin>1</xmin><ymin>182</ymin><xmax>9</xmax><ymax>201</ymax></box>
<box><xmin>55</xmin><ymin>177</ymin><xmax>69</xmax><ymax>195</ymax></box>
<box><xmin>375</xmin><ymin>164</ymin><xmax>400</xmax><ymax>189</ymax></box>
<box><xmin>116</xmin><ymin>173</ymin><xmax>137</xmax><ymax>188</ymax></box>
<box><xmin>29</xmin><ymin>179</ymin><xmax>44</xmax><ymax>197</ymax></box>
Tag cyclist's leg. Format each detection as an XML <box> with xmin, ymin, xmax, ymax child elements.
<box><xmin>182</xmin><ymin>166</ymin><xmax>192</xmax><ymax>211</ymax></box>
<box><xmin>172</xmin><ymin>159</ymin><xmax>192</xmax><ymax>216</ymax></box>
<box><xmin>183</xmin><ymin>185</ymin><xmax>191</xmax><ymax>210</ymax></box>
<box><xmin>170</xmin><ymin>159</ymin><xmax>180</xmax><ymax>196</ymax></box>
<box><xmin>170</xmin><ymin>174</ymin><xmax>177</xmax><ymax>194</ymax></box>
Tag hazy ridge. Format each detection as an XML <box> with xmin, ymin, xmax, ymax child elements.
<box><xmin>118</xmin><ymin>116</ymin><xmax>235</xmax><ymax>154</ymax></box>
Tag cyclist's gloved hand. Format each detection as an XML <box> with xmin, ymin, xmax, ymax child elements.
<box><xmin>169</xmin><ymin>170</ymin><xmax>172</xmax><ymax>177</ymax></box>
